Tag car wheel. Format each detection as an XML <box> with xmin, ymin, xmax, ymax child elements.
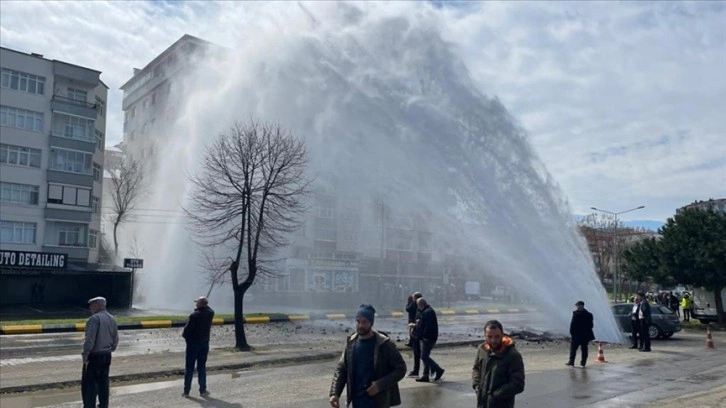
<box><xmin>648</xmin><ymin>324</ymin><xmax>661</xmax><ymax>339</ymax></box>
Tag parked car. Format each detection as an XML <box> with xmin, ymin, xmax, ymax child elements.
<box><xmin>693</xmin><ymin>307</ymin><xmax>718</xmax><ymax>324</ymax></box>
<box><xmin>611</xmin><ymin>303</ymin><xmax>682</xmax><ymax>339</ymax></box>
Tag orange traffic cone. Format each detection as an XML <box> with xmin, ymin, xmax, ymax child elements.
<box><xmin>595</xmin><ymin>341</ymin><xmax>608</xmax><ymax>363</ymax></box>
<box><xmin>705</xmin><ymin>325</ymin><xmax>716</xmax><ymax>349</ymax></box>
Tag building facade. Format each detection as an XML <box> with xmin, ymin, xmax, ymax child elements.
<box><xmin>0</xmin><ymin>46</ymin><xmax>130</xmax><ymax>307</ymax></box>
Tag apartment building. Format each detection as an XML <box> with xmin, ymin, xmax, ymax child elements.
<box><xmin>0</xmin><ymin>46</ymin><xmax>130</xmax><ymax>307</ymax></box>
<box><xmin>120</xmin><ymin>34</ymin><xmax>215</xmax><ymax>171</ymax></box>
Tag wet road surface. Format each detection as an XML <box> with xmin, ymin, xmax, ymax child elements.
<box><xmin>2</xmin><ymin>331</ymin><xmax>724</xmax><ymax>408</ymax></box>
<box><xmin>0</xmin><ymin>313</ymin><xmax>551</xmax><ymax>363</ymax></box>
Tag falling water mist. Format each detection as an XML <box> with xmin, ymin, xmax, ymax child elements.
<box><xmin>128</xmin><ymin>3</ymin><xmax>623</xmax><ymax>342</ymax></box>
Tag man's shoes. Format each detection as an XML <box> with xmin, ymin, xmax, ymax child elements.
<box><xmin>182</xmin><ymin>392</ymin><xmax>190</xmax><ymax>398</ymax></box>
<box><xmin>640</xmin><ymin>349</ymin><xmax>651</xmax><ymax>352</ymax></box>
<box><xmin>434</xmin><ymin>369</ymin><xmax>445</xmax><ymax>381</ymax></box>
<box><xmin>629</xmin><ymin>345</ymin><xmax>638</xmax><ymax>349</ymax></box>
<box><xmin>200</xmin><ymin>391</ymin><xmax>210</xmax><ymax>397</ymax></box>
<box><xmin>408</xmin><ymin>371</ymin><xmax>419</xmax><ymax>377</ymax></box>
<box><xmin>415</xmin><ymin>377</ymin><xmax>430</xmax><ymax>383</ymax></box>
<box><xmin>565</xmin><ymin>361</ymin><xmax>574</xmax><ymax>366</ymax></box>
<box><xmin>580</xmin><ymin>363</ymin><xmax>586</xmax><ymax>368</ymax></box>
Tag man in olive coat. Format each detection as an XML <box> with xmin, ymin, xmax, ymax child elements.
<box><xmin>472</xmin><ymin>320</ymin><xmax>525</xmax><ymax>408</ymax></box>
<box><xmin>330</xmin><ymin>304</ymin><xmax>407</xmax><ymax>408</ymax></box>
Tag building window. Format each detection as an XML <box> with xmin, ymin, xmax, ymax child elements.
<box><xmin>95</xmin><ymin>96</ymin><xmax>104</xmax><ymax>117</ymax></box>
<box><xmin>95</xmin><ymin>130</ymin><xmax>104</xmax><ymax>151</ymax></box>
<box><xmin>49</xmin><ymin>148</ymin><xmax>93</xmax><ymax>175</ymax></box>
<box><xmin>47</xmin><ymin>183</ymin><xmax>91</xmax><ymax>207</ymax></box>
<box><xmin>52</xmin><ymin>222</ymin><xmax>87</xmax><ymax>247</ymax></box>
<box><xmin>0</xmin><ymin>220</ymin><xmax>36</xmax><ymax>244</ymax></box>
<box><xmin>92</xmin><ymin>196</ymin><xmax>100</xmax><ymax>214</ymax></box>
<box><xmin>89</xmin><ymin>229</ymin><xmax>98</xmax><ymax>248</ymax></box>
<box><xmin>1</xmin><ymin>68</ymin><xmax>45</xmax><ymax>95</ymax></box>
<box><xmin>151</xmin><ymin>92</ymin><xmax>156</xmax><ymax>105</ymax></box>
<box><xmin>0</xmin><ymin>143</ymin><xmax>42</xmax><ymax>168</ymax></box>
<box><xmin>0</xmin><ymin>105</ymin><xmax>44</xmax><ymax>132</ymax></box>
<box><xmin>0</xmin><ymin>182</ymin><xmax>39</xmax><ymax>205</ymax></box>
<box><xmin>315</xmin><ymin>206</ymin><xmax>336</xmax><ymax>219</ymax></box>
<box><xmin>93</xmin><ymin>162</ymin><xmax>102</xmax><ymax>182</ymax></box>
<box><xmin>51</xmin><ymin>112</ymin><xmax>95</xmax><ymax>142</ymax></box>
<box><xmin>67</xmin><ymin>88</ymin><xmax>87</xmax><ymax>103</ymax></box>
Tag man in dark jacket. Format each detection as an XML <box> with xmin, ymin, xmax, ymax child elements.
<box><xmin>566</xmin><ymin>300</ymin><xmax>595</xmax><ymax>367</ymax></box>
<box><xmin>406</xmin><ymin>291</ymin><xmax>423</xmax><ymax>375</ymax></box>
<box><xmin>182</xmin><ymin>296</ymin><xmax>215</xmax><ymax>397</ymax></box>
<box><xmin>330</xmin><ymin>304</ymin><xmax>406</xmax><ymax>408</ymax></box>
<box><xmin>637</xmin><ymin>292</ymin><xmax>652</xmax><ymax>352</ymax></box>
<box><xmin>415</xmin><ymin>298</ymin><xmax>445</xmax><ymax>382</ymax></box>
<box><xmin>472</xmin><ymin>320</ymin><xmax>525</xmax><ymax>408</ymax></box>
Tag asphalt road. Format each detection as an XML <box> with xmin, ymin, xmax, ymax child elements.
<box><xmin>0</xmin><ymin>313</ymin><xmax>552</xmax><ymax>362</ymax></box>
<box><xmin>3</xmin><ymin>331</ymin><xmax>724</xmax><ymax>408</ymax></box>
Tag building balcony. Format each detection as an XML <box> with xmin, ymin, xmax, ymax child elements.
<box><xmin>51</xmin><ymin>95</ymin><xmax>97</xmax><ymax>119</ymax></box>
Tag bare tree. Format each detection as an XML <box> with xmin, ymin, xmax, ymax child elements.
<box><xmin>185</xmin><ymin>121</ymin><xmax>309</xmax><ymax>350</ymax></box>
<box><xmin>109</xmin><ymin>157</ymin><xmax>146</xmax><ymax>257</ymax></box>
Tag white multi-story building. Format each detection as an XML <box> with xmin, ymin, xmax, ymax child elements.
<box><xmin>0</xmin><ymin>46</ymin><xmax>130</xmax><ymax>307</ymax></box>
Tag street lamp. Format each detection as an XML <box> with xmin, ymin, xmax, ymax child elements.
<box><xmin>590</xmin><ymin>205</ymin><xmax>645</xmax><ymax>302</ymax></box>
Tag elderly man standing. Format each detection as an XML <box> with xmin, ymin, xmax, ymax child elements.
<box><xmin>183</xmin><ymin>296</ymin><xmax>215</xmax><ymax>397</ymax></box>
<box><xmin>82</xmin><ymin>296</ymin><xmax>119</xmax><ymax>408</ymax></box>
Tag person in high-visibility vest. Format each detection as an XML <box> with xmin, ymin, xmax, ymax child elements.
<box><xmin>681</xmin><ymin>293</ymin><xmax>693</xmax><ymax>322</ymax></box>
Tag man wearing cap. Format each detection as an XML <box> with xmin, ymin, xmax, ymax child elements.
<box><xmin>566</xmin><ymin>300</ymin><xmax>594</xmax><ymax>368</ymax></box>
<box><xmin>330</xmin><ymin>304</ymin><xmax>406</xmax><ymax>408</ymax></box>
<box><xmin>182</xmin><ymin>296</ymin><xmax>215</xmax><ymax>397</ymax></box>
<box><xmin>82</xmin><ymin>296</ymin><xmax>119</xmax><ymax>408</ymax></box>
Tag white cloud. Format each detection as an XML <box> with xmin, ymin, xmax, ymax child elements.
<box><xmin>1</xmin><ymin>0</ymin><xmax>723</xmax><ymax>222</ymax></box>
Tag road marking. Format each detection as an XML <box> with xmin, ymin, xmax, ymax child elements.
<box><xmin>507</xmin><ymin>309</ymin><xmax>520</xmax><ymax>313</ymax></box>
<box><xmin>288</xmin><ymin>314</ymin><xmax>310</xmax><ymax>321</ymax></box>
<box><xmin>441</xmin><ymin>310</ymin><xmax>456</xmax><ymax>315</ymax></box>
<box><xmin>140</xmin><ymin>320</ymin><xmax>172</xmax><ymax>328</ymax></box>
<box><xmin>486</xmin><ymin>309</ymin><xmax>500</xmax><ymax>313</ymax></box>
<box><xmin>465</xmin><ymin>309</ymin><xmax>480</xmax><ymax>314</ymax></box>
<box><xmin>391</xmin><ymin>311</ymin><xmax>404</xmax><ymax>318</ymax></box>
<box><xmin>1</xmin><ymin>325</ymin><xmax>44</xmax><ymax>334</ymax></box>
<box><xmin>75</xmin><ymin>323</ymin><xmax>86</xmax><ymax>331</ymax></box>
<box><xmin>244</xmin><ymin>316</ymin><xmax>271</xmax><ymax>324</ymax></box>
<box><xmin>212</xmin><ymin>317</ymin><xmax>224</xmax><ymax>325</ymax></box>
<box><xmin>326</xmin><ymin>314</ymin><xmax>346</xmax><ymax>320</ymax></box>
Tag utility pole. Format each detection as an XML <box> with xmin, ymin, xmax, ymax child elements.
<box><xmin>590</xmin><ymin>205</ymin><xmax>645</xmax><ymax>302</ymax></box>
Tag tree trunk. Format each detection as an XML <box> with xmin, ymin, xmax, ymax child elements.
<box><xmin>113</xmin><ymin>222</ymin><xmax>120</xmax><ymax>257</ymax></box>
<box><xmin>233</xmin><ymin>286</ymin><xmax>251</xmax><ymax>350</ymax></box>
<box><xmin>714</xmin><ymin>286</ymin><xmax>725</xmax><ymax>324</ymax></box>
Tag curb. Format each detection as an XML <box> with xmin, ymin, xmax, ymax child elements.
<box><xmin>0</xmin><ymin>340</ymin><xmax>482</xmax><ymax>394</ymax></box>
<box><xmin>0</xmin><ymin>308</ymin><xmax>537</xmax><ymax>335</ymax></box>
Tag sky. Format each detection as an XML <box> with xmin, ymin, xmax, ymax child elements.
<box><xmin>1</xmin><ymin>1</ymin><xmax>724</xmax><ymax>226</ymax></box>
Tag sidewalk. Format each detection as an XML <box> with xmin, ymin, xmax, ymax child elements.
<box><xmin>0</xmin><ymin>340</ymin><xmax>484</xmax><ymax>394</ymax></box>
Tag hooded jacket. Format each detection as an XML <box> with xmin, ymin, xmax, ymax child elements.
<box><xmin>330</xmin><ymin>330</ymin><xmax>407</xmax><ymax>408</ymax></box>
<box><xmin>472</xmin><ymin>336</ymin><xmax>525</xmax><ymax>408</ymax></box>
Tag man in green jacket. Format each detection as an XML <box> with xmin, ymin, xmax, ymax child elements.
<box><xmin>330</xmin><ymin>304</ymin><xmax>407</xmax><ymax>408</ymax></box>
<box><xmin>472</xmin><ymin>320</ymin><xmax>525</xmax><ymax>408</ymax></box>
